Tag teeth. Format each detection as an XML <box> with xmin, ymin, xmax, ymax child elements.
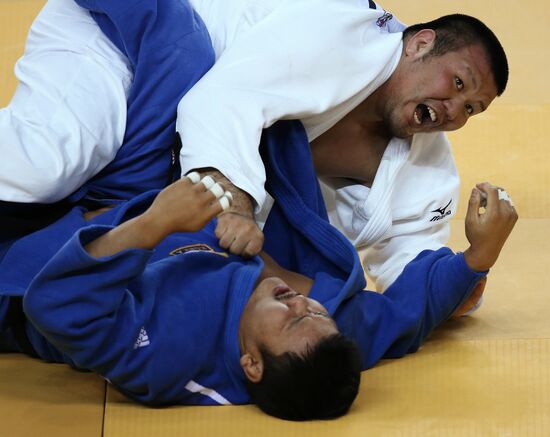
<box><xmin>414</xmin><ymin>111</ymin><xmax>421</xmax><ymax>125</ymax></box>
<box><xmin>428</xmin><ymin>106</ymin><xmax>437</xmax><ymax>122</ymax></box>
<box><xmin>275</xmin><ymin>290</ymin><xmax>298</xmax><ymax>301</ymax></box>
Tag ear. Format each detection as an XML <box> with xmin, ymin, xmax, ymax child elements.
<box><xmin>240</xmin><ymin>352</ymin><xmax>264</xmax><ymax>383</ymax></box>
<box><xmin>404</xmin><ymin>29</ymin><xmax>436</xmax><ymax>59</ymax></box>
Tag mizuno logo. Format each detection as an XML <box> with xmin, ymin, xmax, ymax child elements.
<box><xmin>430</xmin><ymin>199</ymin><xmax>452</xmax><ymax>222</ymax></box>
<box><xmin>134</xmin><ymin>327</ymin><xmax>150</xmax><ymax>349</ymax></box>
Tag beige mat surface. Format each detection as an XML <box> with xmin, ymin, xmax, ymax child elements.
<box><xmin>0</xmin><ymin>355</ymin><xmax>105</xmax><ymax>437</ymax></box>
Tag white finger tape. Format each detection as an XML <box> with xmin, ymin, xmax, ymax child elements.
<box><xmin>186</xmin><ymin>172</ymin><xmax>200</xmax><ymax>184</ymax></box>
<box><xmin>498</xmin><ymin>189</ymin><xmax>515</xmax><ymax>206</ymax></box>
<box><xmin>223</xmin><ymin>191</ymin><xmax>233</xmax><ymax>202</ymax></box>
<box><xmin>200</xmin><ymin>176</ymin><xmax>215</xmax><ymax>190</ymax></box>
<box><xmin>209</xmin><ymin>183</ymin><xmax>224</xmax><ymax>199</ymax></box>
<box><xmin>219</xmin><ymin>196</ymin><xmax>231</xmax><ymax>211</ymax></box>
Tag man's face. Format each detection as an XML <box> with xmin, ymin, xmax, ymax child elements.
<box><xmin>382</xmin><ymin>39</ymin><xmax>498</xmax><ymax>138</ymax></box>
<box><xmin>240</xmin><ymin>277</ymin><xmax>338</xmax><ymax>357</ymax></box>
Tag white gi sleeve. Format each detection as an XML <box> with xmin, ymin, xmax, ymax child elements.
<box><xmin>177</xmin><ymin>0</ymin><xmax>402</xmax><ymax>209</ymax></box>
<box><xmin>326</xmin><ymin>132</ymin><xmax>461</xmax><ymax>291</ymax></box>
<box><xmin>0</xmin><ymin>0</ymin><xmax>131</xmax><ymax>203</ymax></box>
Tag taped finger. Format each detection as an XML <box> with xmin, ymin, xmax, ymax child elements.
<box><xmin>186</xmin><ymin>172</ymin><xmax>201</xmax><ymax>184</ymax></box>
<box><xmin>219</xmin><ymin>196</ymin><xmax>231</xmax><ymax>211</ymax></box>
<box><xmin>223</xmin><ymin>191</ymin><xmax>233</xmax><ymax>202</ymax></box>
<box><xmin>498</xmin><ymin>189</ymin><xmax>515</xmax><ymax>207</ymax></box>
<box><xmin>200</xmin><ymin>176</ymin><xmax>215</xmax><ymax>190</ymax></box>
<box><xmin>209</xmin><ymin>183</ymin><xmax>224</xmax><ymax>199</ymax></box>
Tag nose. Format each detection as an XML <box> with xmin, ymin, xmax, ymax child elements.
<box><xmin>443</xmin><ymin>98</ymin><xmax>467</xmax><ymax>128</ymax></box>
<box><xmin>286</xmin><ymin>294</ymin><xmax>309</xmax><ymax>315</ymax></box>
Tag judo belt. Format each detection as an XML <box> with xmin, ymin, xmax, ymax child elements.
<box><xmin>6</xmin><ymin>297</ymin><xmax>38</xmax><ymax>358</ymax></box>
<box><xmin>0</xmin><ymin>200</ymin><xmax>73</xmax><ymax>243</ymax></box>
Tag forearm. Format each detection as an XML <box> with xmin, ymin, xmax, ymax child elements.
<box><xmin>84</xmin><ymin>214</ymin><xmax>164</xmax><ymax>258</ymax></box>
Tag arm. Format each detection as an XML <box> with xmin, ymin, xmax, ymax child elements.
<box><xmin>86</xmin><ymin>175</ymin><xmax>229</xmax><ymax>257</ymax></box>
<box><xmin>335</xmin><ymin>183</ymin><xmax>517</xmax><ymax>368</ymax></box>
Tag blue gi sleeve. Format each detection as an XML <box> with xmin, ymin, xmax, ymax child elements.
<box><xmin>333</xmin><ymin>248</ymin><xmax>487</xmax><ymax>369</ymax></box>
<box><xmin>23</xmin><ymin>226</ymin><xmax>156</xmax><ymax>390</ymax></box>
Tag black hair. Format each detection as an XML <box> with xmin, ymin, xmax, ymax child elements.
<box><xmin>403</xmin><ymin>14</ymin><xmax>508</xmax><ymax>96</ymax></box>
<box><xmin>246</xmin><ymin>333</ymin><xmax>362</xmax><ymax>421</ymax></box>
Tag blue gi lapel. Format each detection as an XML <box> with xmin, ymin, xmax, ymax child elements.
<box><xmin>261</xmin><ymin>121</ymin><xmax>366</xmax><ymax>311</ymax></box>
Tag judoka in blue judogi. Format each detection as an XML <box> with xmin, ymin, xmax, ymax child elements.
<box><xmin>0</xmin><ymin>121</ymin><xmax>487</xmax><ymax>420</ymax></box>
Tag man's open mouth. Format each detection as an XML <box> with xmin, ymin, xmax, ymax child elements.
<box><xmin>413</xmin><ymin>104</ymin><xmax>438</xmax><ymax>126</ymax></box>
<box><xmin>274</xmin><ymin>286</ymin><xmax>299</xmax><ymax>300</ymax></box>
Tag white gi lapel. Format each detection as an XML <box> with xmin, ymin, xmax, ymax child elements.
<box><xmin>336</xmin><ymin>137</ymin><xmax>410</xmax><ymax>248</ymax></box>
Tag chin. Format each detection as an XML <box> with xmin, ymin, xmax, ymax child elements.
<box><xmin>385</xmin><ymin>118</ymin><xmax>411</xmax><ymax>139</ymax></box>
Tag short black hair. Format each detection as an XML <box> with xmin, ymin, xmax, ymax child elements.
<box><xmin>246</xmin><ymin>334</ymin><xmax>362</xmax><ymax>421</ymax></box>
<box><xmin>403</xmin><ymin>14</ymin><xmax>508</xmax><ymax>96</ymax></box>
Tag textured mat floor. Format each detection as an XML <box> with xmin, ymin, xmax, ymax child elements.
<box><xmin>1</xmin><ymin>0</ymin><xmax>548</xmax><ymax>436</ymax></box>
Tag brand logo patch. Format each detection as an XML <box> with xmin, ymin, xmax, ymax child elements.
<box><xmin>169</xmin><ymin>243</ymin><xmax>228</xmax><ymax>258</ymax></box>
<box><xmin>376</xmin><ymin>12</ymin><xmax>393</xmax><ymax>28</ymax></box>
<box><xmin>134</xmin><ymin>327</ymin><xmax>150</xmax><ymax>349</ymax></box>
<box><xmin>430</xmin><ymin>199</ymin><xmax>452</xmax><ymax>222</ymax></box>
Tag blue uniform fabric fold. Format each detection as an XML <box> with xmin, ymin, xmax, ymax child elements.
<box><xmin>70</xmin><ymin>0</ymin><xmax>215</xmax><ymax>203</ymax></box>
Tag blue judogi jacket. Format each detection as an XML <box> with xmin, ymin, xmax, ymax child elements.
<box><xmin>0</xmin><ymin>121</ymin><xmax>485</xmax><ymax>405</ymax></box>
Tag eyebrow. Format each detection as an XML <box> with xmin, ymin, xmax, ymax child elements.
<box><xmin>466</xmin><ymin>65</ymin><xmax>477</xmax><ymax>89</ymax></box>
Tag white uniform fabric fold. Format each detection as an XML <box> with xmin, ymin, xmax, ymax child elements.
<box><xmin>0</xmin><ymin>0</ymin><xmax>132</xmax><ymax>203</ymax></box>
<box><xmin>178</xmin><ymin>0</ymin><xmax>403</xmax><ymax>210</ymax></box>
<box><xmin>324</xmin><ymin>132</ymin><xmax>460</xmax><ymax>291</ymax></box>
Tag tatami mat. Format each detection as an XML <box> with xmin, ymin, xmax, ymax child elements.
<box><xmin>103</xmin><ymin>338</ymin><xmax>550</xmax><ymax>437</ymax></box>
<box><xmin>1</xmin><ymin>0</ymin><xmax>549</xmax><ymax>436</ymax></box>
<box><xmin>0</xmin><ymin>355</ymin><xmax>105</xmax><ymax>437</ymax></box>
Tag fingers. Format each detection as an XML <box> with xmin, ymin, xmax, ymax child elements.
<box><xmin>475</xmin><ymin>182</ymin><xmax>516</xmax><ymax>210</ymax></box>
<box><xmin>475</xmin><ymin>182</ymin><xmax>499</xmax><ymax>211</ymax></box>
<box><xmin>497</xmin><ymin>188</ymin><xmax>515</xmax><ymax>207</ymax></box>
<box><xmin>185</xmin><ymin>172</ymin><xmax>232</xmax><ymax>212</ymax></box>
<box><xmin>465</xmin><ymin>186</ymin><xmax>482</xmax><ymax>227</ymax></box>
<box><xmin>186</xmin><ymin>171</ymin><xmax>201</xmax><ymax>184</ymax></box>
<box><xmin>215</xmin><ymin>213</ymin><xmax>264</xmax><ymax>258</ymax></box>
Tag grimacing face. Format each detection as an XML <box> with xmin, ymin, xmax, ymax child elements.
<box><xmin>381</xmin><ymin>30</ymin><xmax>498</xmax><ymax>138</ymax></box>
<box><xmin>239</xmin><ymin>277</ymin><xmax>338</xmax><ymax>358</ymax></box>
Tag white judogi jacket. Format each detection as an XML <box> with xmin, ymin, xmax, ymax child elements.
<box><xmin>323</xmin><ymin>133</ymin><xmax>460</xmax><ymax>291</ymax></box>
<box><xmin>2</xmin><ymin>0</ymin><xmax>460</xmax><ymax>290</ymax></box>
<box><xmin>177</xmin><ymin>0</ymin><xmax>404</xmax><ymax>208</ymax></box>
